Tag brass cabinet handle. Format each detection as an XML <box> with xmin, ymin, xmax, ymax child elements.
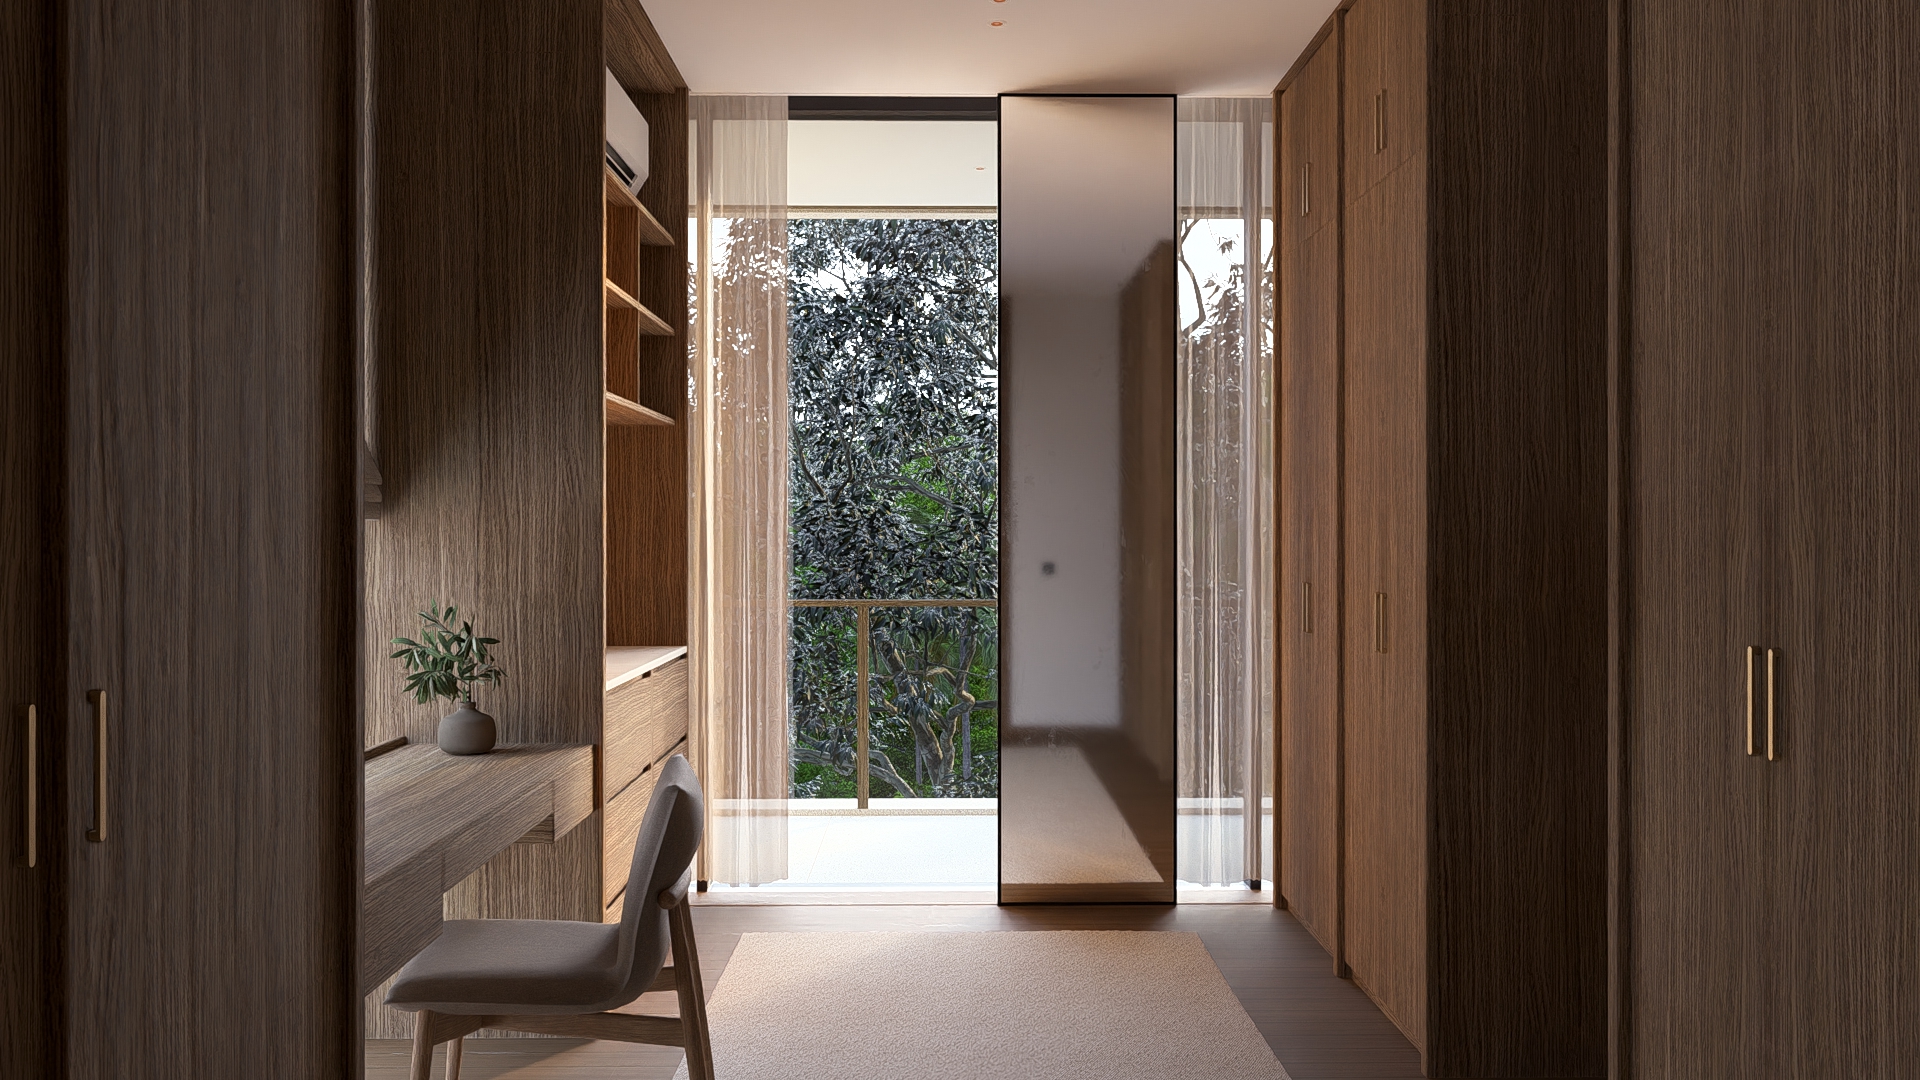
<box><xmin>1765</xmin><ymin>649</ymin><xmax>1777</xmax><ymax>762</ymax></box>
<box><xmin>1303</xmin><ymin>581</ymin><xmax>1314</xmax><ymax>635</ymax></box>
<box><xmin>86</xmin><ymin>689</ymin><xmax>106</xmax><ymax>843</ymax></box>
<box><xmin>1374</xmin><ymin>90</ymin><xmax>1387</xmax><ymax>153</ymax></box>
<box><xmin>1374</xmin><ymin>592</ymin><xmax>1388</xmax><ymax>654</ymax></box>
<box><xmin>17</xmin><ymin>705</ymin><xmax>34</xmax><ymax>868</ymax></box>
<box><xmin>1301</xmin><ymin>162</ymin><xmax>1312</xmax><ymax>218</ymax></box>
<box><xmin>1745</xmin><ymin>646</ymin><xmax>1756</xmax><ymax>756</ymax></box>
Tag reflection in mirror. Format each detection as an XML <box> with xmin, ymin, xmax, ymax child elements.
<box><xmin>999</xmin><ymin>95</ymin><xmax>1177</xmax><ymax>903</ymax></box>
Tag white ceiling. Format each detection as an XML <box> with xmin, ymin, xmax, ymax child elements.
<box><xmin>645</xmin><ymin>0</ymin><xmax>1337</xmax><ymax>97</ymax></box>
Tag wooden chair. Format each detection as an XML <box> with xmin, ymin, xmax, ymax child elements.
<box><xmin>386</xmin><ymin>754</ymin><xmax>714</xmax><ymax>1080</ymax></box>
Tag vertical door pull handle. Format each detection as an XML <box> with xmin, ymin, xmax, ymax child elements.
<box><xmin>16</xmin><ymin>705</ymin><xmax>34</xmax><ymax>868</ymax></box>
<box><xmin>1375</xmin><ymin>90</ymin><xmax>1387</xmax><ymax>153</ymax></box>
<box><xmin>1745</xmin><ymin>646</ymin><xmax>1756</xmax><ymax>756</ymax></box>
<box><xmin>1374</xmin><ymin>592</ymin><xmax>1388</xmax><ymax>653</ymax></box>
<box><xmin>1303</xmin><ymin>581</ymin><xmax>1314</xmax><ymax>634</ymax></box>
<box><xmin>1301</xmin><ymin>162</ymin><xmax>1312</xmax><ymax>218</ymax></box>
<box><xmin>1765</xmin><ymin>649</ymin><xmax>1778</xmax><ymax>762</ymax></box>
<box><xmin>86</xmin><ymin>689</ymin><xmax>106</xmax><ymax>843</ymax></box>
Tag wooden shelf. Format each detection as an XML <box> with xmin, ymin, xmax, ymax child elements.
<box><xmin>605</xmin><ymin>391</ymin><xmax>672</xmax><ymax>427</ymax></box>
<box><xmin>603</xmin><ymin>279</ymin><xmax>673</xmax><ymax>336</ymax></box>
<box><xmin>604</xmin><ymin>164</ymin><xmax>674</xmax><ymax>246</ymax></box>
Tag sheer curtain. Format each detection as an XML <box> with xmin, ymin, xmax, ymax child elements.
<box><xmin>1176</xmin><ymin>98</ymin><xmax>1275</xmax><ymax>886</ymax></box>
<box><xmin>689</xmin><ymin>96</ymin><xmax>790</xmax><ymax>885</ymax></box>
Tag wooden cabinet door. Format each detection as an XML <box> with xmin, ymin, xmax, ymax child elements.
<box><xmin>59</xmin><ymin>1</ymin><xmax>360</xmax><ymax>1074</ymax></box>
<box><xmin>1</xmin><ymin>1</ymin><xmax>61</xmax><ymax>1072</ymax></box>
<box><xmin>1625</xmin><ymin>2</ymin><xmax>1784</xmax><ymax>1074</ymax></box>
<box><xmin>1763</xmin><ymin>2</ymin><xmax>1920</xmax><ymax>1070</ymax></box>
<box><xmin>1342</xmin><ymin>0</ymin><xmax>1424</xmax><ymax>207</ymax></box>
<box><xmin>1276</xmin><ymin>31</ymin><xmax>1344</xmax><ymax>963</ymax></box>
<box><xmin>1341</xmin><ymin>66</ymin><xmax>1428</xmax><ymax>1059</ymax></box>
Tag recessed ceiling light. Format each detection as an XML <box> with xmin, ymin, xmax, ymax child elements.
<box><xmin>991</xmin><ymin>20</ymin><xmax>1004</xmax><ymax>25</ymax></box>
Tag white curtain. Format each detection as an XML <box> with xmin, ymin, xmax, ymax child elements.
<box><xmin>1176</xmin><ymin>98</ymin><xmax>1275</xmax><ymax>886</ymax></box>
<box><xmin>689</xmin><ymin>96</ymin><xmax>790</xmax><ymax>885</ymax></box>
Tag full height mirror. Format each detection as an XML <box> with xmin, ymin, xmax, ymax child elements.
<box><xmin>999</xmin><ymin>95</ymin><xmax>1177</xmax><ymax>903</ymax></box>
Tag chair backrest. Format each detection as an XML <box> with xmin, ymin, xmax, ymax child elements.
<box><xmin>605</xmin><ymin>753</ymin><xmax>704</xmax><ymax>1007</ymax></box>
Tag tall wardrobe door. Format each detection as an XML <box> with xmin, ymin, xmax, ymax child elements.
<box><xmin>1624</xmin><ymin>2</ymin><xmax>1782</xmax><ymax>1073</ymax></box>
<box><xmin>61</xmin><ymin>1</ymin><xmax>360</xmax><ymax>1074</ymax></box>
<box><xmin>1276</xmin><ymin>31</ymin><xmax>1343</xmax><ymax>961</ymax></box>
<box><xmin>1342</xmin><ymin>0</ymin><xmax>1425</xmax><ymax>206</ymax></box>
<box><xmin>1</xmin><ymin>1</ymin><xmax>62</xmax><ymax>1074</ymax></box>
<box><xmin>1341</xmin><ymin>0</ymin><xmax>1427</xmax><ymax>1051</ymax></box>
<box><xmin>1767</xmin><ymin>1</ymin><xmax>1920</xmax><ymax>1070</ymax></box>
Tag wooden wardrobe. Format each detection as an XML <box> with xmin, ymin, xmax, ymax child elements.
<box><xmin>2</xmin><ymin>0</ymin><xmax>362</xmax><ymax>1074</ymax></box>
<box><xmin>1615</xmin><ymin>1</ymin><xmax>1920</xmax><ymax>1075</ymax></box>
<box><xmin>1274</xmin><ymin>1</ymin><xmax>1610</xmax><ymax>1075</ymax></box>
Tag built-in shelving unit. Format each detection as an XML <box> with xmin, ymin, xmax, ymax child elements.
<box><xmin>603</xmin><ymin>277</ymin><xmax>673</xmax><ymax>335</ymax></box>
<box><xmin>605</xmin><ymin>390</ymin><xmax>672</xmax><ymax>426</ymax></box>
<box><xmin>603</xmin><ymin>164</ymin><xmax>675</xmax><ymax>246</ymax></box>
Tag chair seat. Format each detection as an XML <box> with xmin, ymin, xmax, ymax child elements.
<box><xmin>386</xmin><ymin>919</ymin><xmax>625</xmax><ymax>1015</ymax></box>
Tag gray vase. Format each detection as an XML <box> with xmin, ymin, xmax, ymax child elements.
<box><xmin>438</xmin><ymin>700</ymin><xmax>496</xmax><ymax>755</ymax></box>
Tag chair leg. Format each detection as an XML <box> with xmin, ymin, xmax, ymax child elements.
<box><xmin>409</xmin><ymin>1010</ymin><xmax>438</xmax><ymax>1080</ymax></box>
<box><xmin>444</xmin><ymin>1035</ymin><xmax>463</xmax><ymax>1080</ymax></box>
<box><xmin>668</xmin><ymin>897</ymin><xmax>716</xmax><ymax>1080</ymax></box>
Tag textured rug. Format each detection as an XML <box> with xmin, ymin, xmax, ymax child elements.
<box><xmin>674</xmin><ymin>930</ymin><xmax>1290</xmax><ymax>1080</ymax></box>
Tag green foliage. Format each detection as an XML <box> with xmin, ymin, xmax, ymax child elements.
<box><xmin>786</xmin><ymin>218</ymin><xmax>1000</xmax><ymax>798</ymax></box>
<box><xmin>389</xmin><ymin>603</ymin><xmax>506</xmax><ymax>707</ymax></box>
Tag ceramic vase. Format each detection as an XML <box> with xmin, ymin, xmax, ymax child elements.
<box><xmin>437</xmin><ymin>699</ymin><xmax>496</xmax><ymax>755</ymax></box>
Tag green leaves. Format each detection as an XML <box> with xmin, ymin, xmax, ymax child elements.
<box><xmin>389</xmin><ymin>601</ymin><xmax>507</xmax><ymax>708</ymax></box>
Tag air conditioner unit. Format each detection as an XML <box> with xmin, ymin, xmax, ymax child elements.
<box><xmin>605</xmin><ymin>68</ymin><xmax>650</xmax><ymax>195</ymax></box>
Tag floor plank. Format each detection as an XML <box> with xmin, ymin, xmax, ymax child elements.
<box><xmin>365</xmin><ymin>901</ymin><xmax>1423</xmax><ymax>1079</ymax></box>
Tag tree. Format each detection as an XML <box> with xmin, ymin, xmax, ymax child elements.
<box><xmin>785</xmin><ymin>217</ymin><xmax>1000</xmax><ymax>798</ymax></box>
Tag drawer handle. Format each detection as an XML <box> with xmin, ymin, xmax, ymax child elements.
<box><xmin>17</xmin><ymin>705</ymin><xmax>34</xmax><ymax>868</ymax></box>
<box><xmin>1745</xmin><ymin>645</ymin><xmax>1756</xmax><ymax>756</ymax></box>
<box><xmin>1766</xmin><ymin>648</ymin><xmax>1778</xmax><ymax>762</ymax></box>
<box><xmin>86</xmin><ymin>689</ymin><xmax>106</xmax><ymax>843</ymax></box>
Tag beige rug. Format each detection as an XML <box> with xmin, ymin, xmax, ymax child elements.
<box><xmin>675</xmin><ymin>931</ymin><xmax>1290</xmax><ymax>1080</ymax></box>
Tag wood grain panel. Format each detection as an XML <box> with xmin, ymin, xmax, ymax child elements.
<box><xmin>1341</xmin><ymin>145</ymin><xmax>1426</xmax><ymax>1057</ymax></box>
<box><xmin>0</xmin><ymin>2</ymin><xmax>61</xmax><ymax>1074</ymax></box>
<box><xmin>602</xmin><ymin>752</ymin><xmax>672</xmax><ymax>907</ymax></box>
<box><xmin>1624</xmin><ymin>2</ymin><xmax>1920</xmax><ymax>1075</ymax></box>
<box><xmin>1275</xmin><ymin>29</ymin><xmax>1344</xmax><ymax>966</ymax></box>
<box><xmin>1623</xmin><ymin>4</ymin><xmax>1792</xmax><ymax>1076</ymax></box>
<box><xmin>1423</xmin><ymin>3</ymin><xmax>1609</xmax><ymax>1075</ymax></box>
<box><xmin>365</xmin><ymin>0</ymin><xmax>605</xmax><ymax>751</ymax></box>
<box><xmin>605</xmin><ymin>0</ymin><xmax>685</xmax><ymax>95</ymax></box>
<box><xmin>1342</xmin><ymin>0</ymin><xmax>1424</xmax><ymax>206</ymax></box>
<box><xmin>59</xmin><ymin>0</ymin><xmax>360</xmax><ymax>1072</ymax></box>
<box><xmin>604</xmin><ymin>658</ymin><xmax>690</xmax><ymax>801</ymax></box>
<box><xmin>606</xmin><ymin>88</ymin><xmax>690</xmax><ymax>647</ymax></box>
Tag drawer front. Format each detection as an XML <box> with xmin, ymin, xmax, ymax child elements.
<box><xmin>601</xmin><ymin>748</ymin><xmax>679</xmax><ymax>908</ymax></box>
<box><xmin>603</xmin><ymin>657</ymin><xmax>689</xmax><ymax>800</ymax></box>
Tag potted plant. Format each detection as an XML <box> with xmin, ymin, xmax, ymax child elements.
<box><xmin>390</xmin><ymin>602</ymin><xmax>507</xmax><ymax>755</ymax></box>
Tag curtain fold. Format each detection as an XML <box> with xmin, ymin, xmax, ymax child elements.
<box><xmin>1175</xmin><ymin>97</ymin><xmax>1276</xmax><ymax>886</ymax></box>
<box><xmin>689</xmin><ymin>95</ymin><xmax>790</xmax><ymax>885</ymax></box>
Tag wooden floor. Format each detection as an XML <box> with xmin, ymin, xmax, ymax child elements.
<box><xmin>365</xmin><ymin>899</ymin><xmax>1423</xmax><ymax>1079</ymax></box>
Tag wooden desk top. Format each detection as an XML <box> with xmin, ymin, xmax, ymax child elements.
<box><xmin>362</xmin><ymin>743</ymin><xmax>594</xmax><ymax>993</ymax></box>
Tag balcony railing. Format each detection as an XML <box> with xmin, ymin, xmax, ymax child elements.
<box><xmin>788</xmin><ymin>598</ymin><xmax>998</xmax><ymax>809</ymax></box>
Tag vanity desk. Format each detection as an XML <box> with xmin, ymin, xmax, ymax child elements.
<box><xmin>361</xmin><ymin>743</ymin><xmax>594</xmax><ymax>992</ymax></box>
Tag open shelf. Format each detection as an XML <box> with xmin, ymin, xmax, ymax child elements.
<box><xmin>605</xmin><ymin>391</ymin><xmax>672</xmax><ymax>427</ymax></box>
<box><xmin>604</xmin><ymin>165</ymin><xmax>674</xmax><ymax>247</ymax></box>
<box><xmin>604</xmin><ymin>279</ymin><xmax>673</xmax><ymax>336</ymax></box>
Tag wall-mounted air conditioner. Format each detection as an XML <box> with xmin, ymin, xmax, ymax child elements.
<box><xmin>605</xmin><ymin>68</ymin><xmax>649</xmax><ymax>195</ymax></box>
